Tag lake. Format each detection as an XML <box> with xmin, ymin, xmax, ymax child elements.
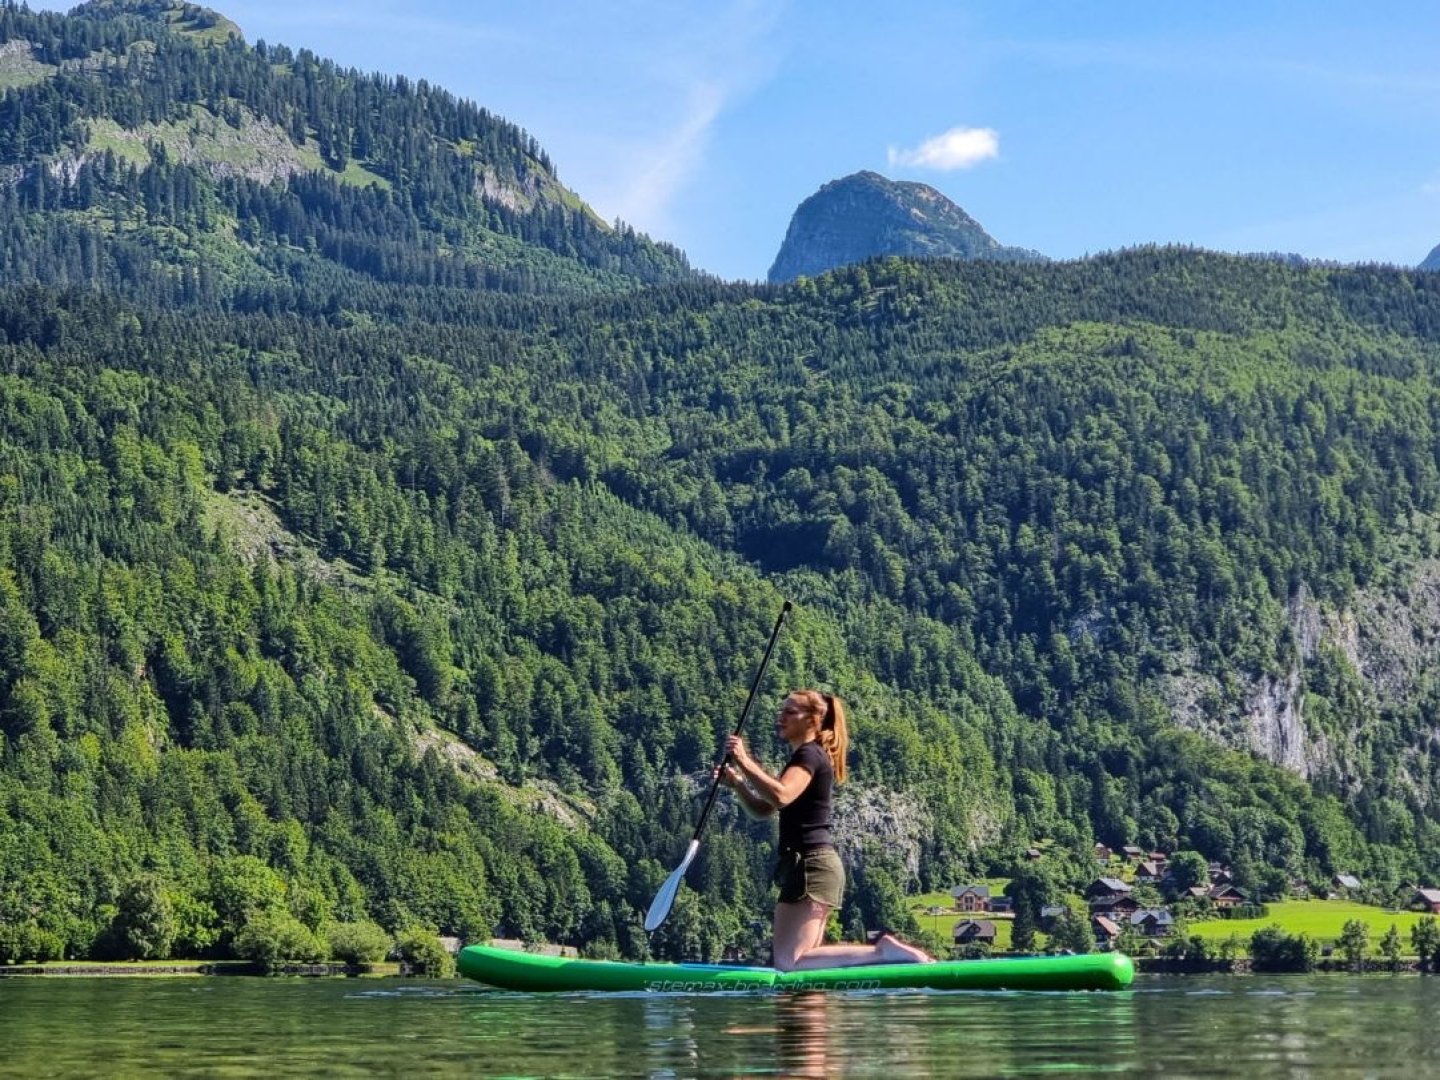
<box><xmin>1</xmin><ymin>974</ymin><xmax>1437</xmax><ymax>1077</ymax></box>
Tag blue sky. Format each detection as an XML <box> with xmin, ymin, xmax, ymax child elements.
<box><xmin>36</xmin><ymin>1</ymin><xmax>1440</xmax><ymax>280</ymax></box>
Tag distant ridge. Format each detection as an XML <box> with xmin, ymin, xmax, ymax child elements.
<box><xmin>767</xmin><ymin>170</ymin><xmax>1044</xmax><ymax>283</ymax></box>
<box><xmin>0</xmin><ymin>0</ymin><xmax>697</xmax><ymax>300</ymax></box>
<box><xmin>1420</xmin><ymin>244</ymin><xmax>1440</xmax><ymax>272</ymax></box>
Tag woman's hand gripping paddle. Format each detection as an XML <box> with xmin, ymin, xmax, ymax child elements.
<box><xmin>644</xmin><ymin>600</ymin><xmax>792</xmax><ymax>933</ymax></box>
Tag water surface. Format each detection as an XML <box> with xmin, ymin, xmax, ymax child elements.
<box><xmin>2</xmin><ymin>974</ymin><xmax>1437</xmax><ymax>1077</ymax></box>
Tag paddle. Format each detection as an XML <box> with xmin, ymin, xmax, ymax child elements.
<box><xmin>644</xmin><ymin>599</ymin><xmax>792</xmax><ymax>933</ymax></box>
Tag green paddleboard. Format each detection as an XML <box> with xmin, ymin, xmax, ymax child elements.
<box><xmin>457</xmin><ymin>944</ymin><xmax>1135</xmax><ymax>993</ymax></box>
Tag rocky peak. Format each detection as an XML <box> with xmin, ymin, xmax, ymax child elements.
<box><xmin>767</xmin><ymin>170</ymin><xmax>1044</xmax><ymax>283</ymax></box>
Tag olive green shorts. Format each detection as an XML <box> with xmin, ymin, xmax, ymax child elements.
<box><xmin>774</xmin><ymin>846</ymin><xmax>845</xmax><ymax>908</ymax></box>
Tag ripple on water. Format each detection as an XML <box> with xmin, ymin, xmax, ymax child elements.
<box><xmin>2</xmin><ymin>975</ymin><xmax>1437</xmax><ymax>1077</ymax></box>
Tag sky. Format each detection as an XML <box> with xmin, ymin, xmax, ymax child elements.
<box><xmin>32</xmin><ymin>1</ymin><xmax>1440</xmax><ymax>280</ymax></box>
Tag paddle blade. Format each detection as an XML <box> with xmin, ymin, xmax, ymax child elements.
<box><xmin>644</xmin><ymin>838</ymin><xmax>700</xmax><ymax>932</ymax></box>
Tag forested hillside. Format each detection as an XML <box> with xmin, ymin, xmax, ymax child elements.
<box><xmin>0</xmin><ymin>0</ymin><xmax>694</xmax><ymax>303</ymax></box>
<box><xmin>2</xmin><ymin>2</ymin><xmax>1439</xmax><ymax>966</ymax></box>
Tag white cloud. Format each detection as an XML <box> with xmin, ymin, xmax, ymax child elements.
<box><xmin>582</xmin><ymin>1</ymin><xmax>783</xmax><ymax>237</ymax></box>
<box><xmin>888</xmin><ymin>126</ymin><xmax>1000</xmax><ymax>171</ymax></box>
<box><xmin>611</xmin><ymin>82</ymin><xmax>728</xmax><ymax>232</ymax></box>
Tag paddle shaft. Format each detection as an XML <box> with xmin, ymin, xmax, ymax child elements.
<box><xmin>689</xmin><ymin>600</ymin><xmax>791</xmax><ymax>842</ymax></box>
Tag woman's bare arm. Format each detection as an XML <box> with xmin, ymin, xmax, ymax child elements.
<box><xmin>727</xmin><ymin>734</ymin><xmax>813</xmax><ymax>809</ymax></box>
<box><xmin>718</xmin><ymin>763</ymin><xmax>777</xmax><ymax>819</ymax></box>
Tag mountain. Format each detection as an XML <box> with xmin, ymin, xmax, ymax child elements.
<box><xmin>767</xmin><ymin>170</ymin><xmax>1044</xmax><ymax>283</ymax></box>
<box><xmin>2</xmin><ymin>4</ymin><xmax>1440</xmax><ymax>969</ymax></box>
<box><xmin>1421</xmin><ymin>244</ymin><xmax>1440</xmax><ymax>271</ymax></box>
<box><xmin>0</xmin><ymin>0</ymin><xmax>696</xmax><ymax>304</ymax></box>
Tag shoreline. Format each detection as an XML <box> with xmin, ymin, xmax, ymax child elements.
<box><xmin>4</xmin><ymin>957</ymin><xmax>1434</xmax><ymax>978</ymax></box>
<box><xmin>0</xmin><ymin>961</ymin><xmax>408</xmax><ymax>978</ymax></box>
<box><xmin>0</xmin><ymin>939</ymin><xmax>569</xmax><ymax>978</ymax></box>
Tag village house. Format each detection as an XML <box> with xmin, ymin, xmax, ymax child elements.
<box><xmin>1130</xmin><ymin>909</ymin><xmax>1175</xmax><ymax>938</ymax></box>
<box><xmin>1135</xmin><ymin>860</ymin><xmax>1164</xmax><ymax>885</ymax></box>
<box><xmin>988</xmin><ymin>895</ymin><xmax>1014</xmax><ymax>914</ymax></box>
<box><xmin>1085</xmin><ymin>877</ymin><xmax>1132</xmax><ymax>903</ymax></box>
<box><xmin>1208</xmin><ymin>864</ymin><xmax>1234</xmax><ymax>887</ymax></box>
<box><xmin>1412</xmin><ymin>888</ymin><xmax>1440</xmax><ymax>914</ymax></box>
<box><xmin>1333</xmin><ymin>873</ymin><xmax>1362</xmax><ymax>895</ymax></box>
<box><xmin>1039</xmin><ymin>905</ymin><xmax>1067</xmax><ymax>932</ymax></box>
<box><xmin>953</xmin><ymin>920</ymin><xmax>998</xmax><ymax>947</ymax></box>
<box><xmin>1091</xmin><ymin>894</ymin><xmax>1142</xmax><ymax>918</ymax></box>
<box><xmin>1208</xmin><ymin>884</ymin><xmax>1248</xmax><ymax>909</ymax></box>
<box><xmin>1121</xmin><ymin>845</ymin><xmax>1146</xmax><ymax>862</ymax></box>
<box><xmin>1092</xmin><ymin>915</ymin><xmax>1122</xmax><ymax>947</ymax></box>
<box><xmin>950</xmin><ymin>885</ymin><xmax>991</xmax><ymax>913</ymax></box>
<box><xmin>1094</xmin><ymin>842</ymin><xmax>1113</xmax><ymax>863</ymax></box>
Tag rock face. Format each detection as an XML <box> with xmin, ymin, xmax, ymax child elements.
<box><xmin>1159</xmin><ymin>563</ymin><xmax>1440</xmax><ymax>791</ymax></box>
<box><xmin>1421</xmin><ymin>244</ymin><xmax>1440</xmax><ymax>272</ymax></box>
<box><xmin>767</xmin><ymin>170</ymin><xmax>1044</xmax><ymax>283</ymax></box>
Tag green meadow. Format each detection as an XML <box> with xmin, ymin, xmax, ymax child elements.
<box><xmin>910</xmin><ymin>884</ymin><xmax>1018</xmax><ymax>950</ymax></box>
<box><xmin>1187</xmin><ymin>900</ymin><xmax>1432</xmax><ymax>948</ymax></box>
<box><xmin>908</xmin><ymin>890</ymin><xmax>1437</xmax><ymax>956</ymax></box>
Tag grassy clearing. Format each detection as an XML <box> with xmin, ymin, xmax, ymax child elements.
<box><xmin>910</xmin><ymin>880</ymin><xmax>1019</xmax><ymax>950</ymax></box>
<box><xmin>166</xmin><ymin>10</ymin><xmax>243</xmax><ymax>46</ymax></box>
<box><xmin>82</xmin><ymin>111</ymin><xmax>390</xmax><ymax>191</ymax></box>
<box><xmin>0</xmin><ymin>44</ymin><xmax>55</xmax><ymax>91</ymax></box>
<box><xmin>908</xmin><ymin>879</ymin><xmax>1012</xmax><ymax>912</ymax></box>
<box><xmin>905</xmin><ymin>889</ymin><xmax>1436</xmax><ymax>956</ymax></box>
<box><xmin>1188</xmin><ymin>900</ymin><xmax>1431</xmax><ymax>947</ymax></box>
<box><xmin>332</xmin><ymin>156</ymin><xmax>391</xmax><ymax>190</ymax></box>
<box><xmin>910</xmin><ymin>908</ymin><xmax>1020</xmax><ymax>950</ymax></box>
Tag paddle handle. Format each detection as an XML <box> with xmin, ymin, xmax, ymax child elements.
<box><xmin>690</xmin><ymin>600</ymin><xmax>791</xmax><ymax>842</ymax></box>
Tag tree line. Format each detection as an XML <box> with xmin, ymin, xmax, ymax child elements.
<box><xmin>1</xmin><ymin>245</ymin><xmax>1438</xmax><ymax>962</ymax></box>
<box><xmin>0</xmin><ymin>2</ymin><xmax>1438</xmax><ymax>966</ymax></box>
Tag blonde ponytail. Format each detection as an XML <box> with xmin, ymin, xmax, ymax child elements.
<box><xmin>814</xmin><ymin>691</ymin><xmax>848</xmax><ymax>784</ymax></box>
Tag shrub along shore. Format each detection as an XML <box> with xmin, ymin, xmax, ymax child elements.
<box><xmin>0</xmin><ymin>960</ymin><xmax>413</xmax><ymax>977</ymax></box>
<box><xmin>5</xmin><ymin>956</ymin><xmax>1439</xmax><ymax>978</ymax></box>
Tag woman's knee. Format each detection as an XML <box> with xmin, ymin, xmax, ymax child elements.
<box><xmin>772</xmin><ymin>897</ymin><xmax>827</xmax><ymax>970</ymax></box>
<box><xmin>772</xmin><ymin>943</ymin><xmax>803</xmax><ymax>972</ymax></box>
<box><xmin>772</xmin><ymin>923</ymin><xmax>805</xmax><ymax>970</ymax></box>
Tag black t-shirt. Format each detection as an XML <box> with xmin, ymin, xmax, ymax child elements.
<box><xmin>778</xmin><ymin>740</ymin><xmax>834</xmax><ymax>851</ymax></box>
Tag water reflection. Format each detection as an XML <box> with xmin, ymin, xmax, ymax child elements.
<box><xmin>720</xmin><ymin>984</ymin><xmax>1141</xmax><ymax>1079</ymax></box>
<box><xmin>861</xmin><ymin>987</ymin><xmax>1141</xmax><ymax>1078</ymax></box>
<box><xmin>773</xmin><ymin>992</ymin><xmax>831</xmax><ymax>1078</ymax></box>
<box><xmin>644</xmin><ymin>994</ymin><xmax>700</xmax><ymax>1076</ymax></box>
<box><xmin>3</xmin><ymin>976</ymin><xmax>1440</xmax><ymax>1077</ymax></box>
<box><xmin>714</xmin><ymin>991</ymin><xmax>836</xmax><ymax>1078</ymax></box>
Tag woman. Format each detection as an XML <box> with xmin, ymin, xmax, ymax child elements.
<box><xmin>718</xmin><ymin>689</ymin><xmax>932</xmax><ymax>971</ymax></box>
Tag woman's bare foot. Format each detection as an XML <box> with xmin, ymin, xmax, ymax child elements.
<box><xmin>876</xmin><ymin>932</ymin><xmax>934</xmax><ymax>964</ymax></box>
